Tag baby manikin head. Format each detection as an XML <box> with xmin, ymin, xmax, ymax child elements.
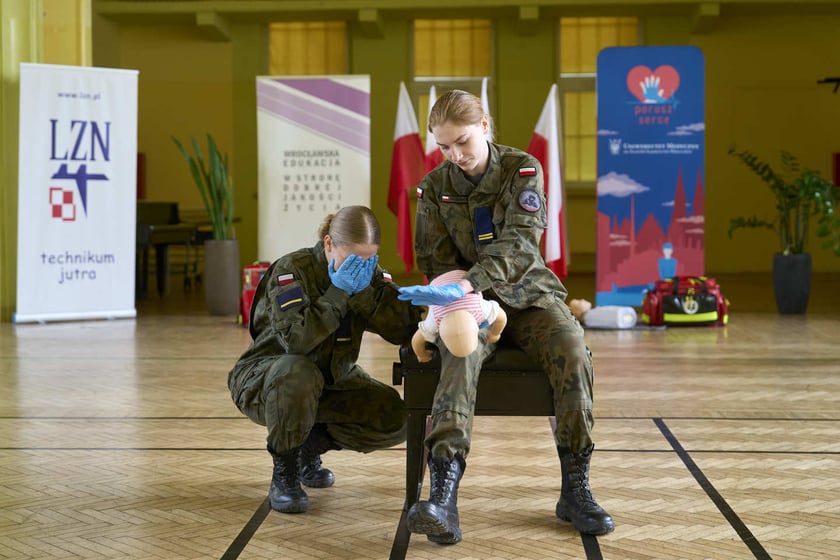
<box><xmin>438</xmin><ymin>309</ymin><xmax>480</xmax><ymax>358</ymax></box>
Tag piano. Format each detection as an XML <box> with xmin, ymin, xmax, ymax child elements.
<box><xmin>136</xmin><ymin>201</ymin><xmax>198</xmax><ymax>299</ymax></box>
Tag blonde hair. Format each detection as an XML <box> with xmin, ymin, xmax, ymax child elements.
<box><xmin>317</xmin><ymin>205</ymin><xmax>380</xmax><ymax>246</ymax></box>
<box><xmin>428</xmin><ymin>89</ymin><xmax>487</xmax><ymax>132</ymax></box>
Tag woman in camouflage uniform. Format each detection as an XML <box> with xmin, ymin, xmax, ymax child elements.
<box><xmin>229</xmin><ymin>206</ymin><xmax>422</xmax><ymax>514</ymax></box>
<box><xmin>398</xmin><ymin>90</ymin><xmax>614</xmax><ymax>543</ymax></box>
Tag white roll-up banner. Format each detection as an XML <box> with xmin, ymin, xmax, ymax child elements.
<box><xmin>256</xmin><ymin>75</ymin><xmax>371</xmax><ymax>261</ymax></box>
<box><xmin>15</xmin><ymin>63</ymin><xmax>138</xmax><ymax>323</ymax></box>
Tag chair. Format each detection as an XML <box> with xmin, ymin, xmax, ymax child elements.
<box><xmin>389</xmin><ymin>343</ymin><xmax>555</xmax><ymax>559</ymax></box>
<box><xmin>136</xmin><ymin>201</ymin><xmax>199</xmax><ymax>299</ymax></box>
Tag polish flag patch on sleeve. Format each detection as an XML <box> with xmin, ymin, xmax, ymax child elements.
<box><xmin>382</xmin><ymin>272</ymin><xmax>392</xmax><ymax>282</ymax></box>
<box><xmin>519</xmin><ymin>167</ymin><xmax>537</xmax><ymax>177</ymax></box>
<box><xmin>277</xmin><ymin>273</ymin><xmax>295</xmax><ymax>286</ymax></box>
<box><xmin>416</xmin><ymin>187</ymin><xmax>424</xmax><ymax>199</ymax></box>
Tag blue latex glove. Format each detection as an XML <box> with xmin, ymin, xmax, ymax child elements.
<box><xmin>359</xmin><ymin>255</ymin><xmax>379</xmax><ymax>290</ymax></box>
<box><xmin>328</xmin><ymin>254</ymin><xmax>378</xmax><ymax>295</ymax></box>
<box><xmin>398</xmin><ymin>283</ymin><xmax>465</xmax><ymax>306</ymax></box>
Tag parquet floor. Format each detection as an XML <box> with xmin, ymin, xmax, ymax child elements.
<box><xmin>1</xmin><ymin>273</ymin><xmax>839</xmax><ymax>559</ymax></box>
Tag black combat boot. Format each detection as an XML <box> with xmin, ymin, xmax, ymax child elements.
<box><xmin>268</xmin><ymin>446</ymin><xmax>308</xmax><ymax>513</ymax></box>
<box><xmin>300</xmin><ymin>423</ymin><xmax>339</xmax><ymax>488</ymax></box>
<box><xmin>406</xmin><ymin>454</ymin><xmax>465</xmax><ymax>544</ymax></box>
<box><xmin>555</xmin><ymin>445</ymin><xmax>615</xmax><ymax>535</ymax></box>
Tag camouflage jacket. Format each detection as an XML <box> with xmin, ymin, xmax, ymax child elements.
<box><xmin>235</xmin><ymin>241</ymin><xmax>422</xmax><ymax>382</ymax></box>
<box><xmin>415</xmin><ymin>142</ymin><xmax>567</xmax><ymax>309</ymax></box>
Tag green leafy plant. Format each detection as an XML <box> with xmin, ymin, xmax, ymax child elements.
<box><xmin>172</xmin><ymin>134</ymin><xmax>235</xmax><ymax>240</ymax></box>
<box><xmin>728</xmin><ymin>147</ymin><xmax>840</xmax><ymax>256</ymax></box>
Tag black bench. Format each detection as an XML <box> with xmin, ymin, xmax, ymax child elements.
<box><xmin>389</xmin><ymin>343</ymin><xmax>555</xmax><ymax>559</ymax></box>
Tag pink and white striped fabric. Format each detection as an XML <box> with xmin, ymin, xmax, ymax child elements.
<box><xmin>429</xmin><ymin>270</ymin><xmax>484</xmax><ymax>327</ymax></box>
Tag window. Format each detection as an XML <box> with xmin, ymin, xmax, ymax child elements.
<box><xmin>414</xmin><ymin>19</ymin><xmax>491</xmax><ymax>78</ymax></box>
<box><xmin>412</xmin><ymin>19</ymin><xmax>492</xmax><ymax>141</ymax></box>
<box><xmin>559</xmin><ymin>17</ymin><xmax>638</xmax><ymax>184</ymax></box>
<box><xmin>268</xmin><ymin>22</ymin><xmax>347</xmax><ymax>75</ymax></box>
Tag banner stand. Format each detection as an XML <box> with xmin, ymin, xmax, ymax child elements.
<box><xmin>256</xmin><ymin>76</ymin><xmax>370</xmax><ymax>261</ymax></box>
<box><xmin>15</xmin><ymin>63</ymin><xmax>138</xmax><ymax>323</ymax></box>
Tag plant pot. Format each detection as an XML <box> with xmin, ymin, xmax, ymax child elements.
<box><xmin>772</xmin><ymin>253</ymin><xmax>811</xmax><ymax>314</ymax></box>
<box><xmin>204</xmin><ymin>239</ymin><xmax>241</xmax><ymax>316</ymax></box>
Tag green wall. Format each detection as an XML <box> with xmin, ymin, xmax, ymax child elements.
<box><xmin>230</xmin><ymin>23</ymin><xmax>267</xmax><ymax>268</ymax></box>
<box><xmin>695</xmin><ymin>14</ymin><xmax>840</xmax><ymax>273</ymax></box>
<box><xmin>78</xmin><ymin>5</ymin><xmax>840</xmax><ymax>285</ymax></box>
<box><xmin>1</xmin><ymin>0</ymin><xmax>43</xmax><ymax>322</ymax></box>
<box><xmin>96</xmin><ymin>7</ymin><xmax>840</xmax><ymax>278</ymax></box>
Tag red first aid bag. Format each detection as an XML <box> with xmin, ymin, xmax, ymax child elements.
<box><xmin>239</xmin><ymin>262</ymin><xmax>270</xmax><ymax>327</ymax></box>
<box><xmin>642</xmin><ymin>276</ymin><xmax>729</xmax><ymax>327</ymax></box>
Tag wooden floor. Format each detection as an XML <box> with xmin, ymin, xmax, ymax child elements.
<box><xmin>1</xmin><ymin>272</ymin><xmax>839</xmax><ymax>560</ymax></box>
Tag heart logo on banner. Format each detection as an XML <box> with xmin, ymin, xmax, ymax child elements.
<box><xmin>626</xmin><ymin>65</ymin><xmax>680</xmax><ymax>103</ymax></box>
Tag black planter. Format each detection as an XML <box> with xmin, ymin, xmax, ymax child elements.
<box><xmin>772</xmin><ymin>253</ymin><xmax>811</xmax><ymax>314</ymax></box>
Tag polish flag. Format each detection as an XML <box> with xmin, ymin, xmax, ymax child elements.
<box><xmin>527</xmin><ymin>84</ymin><xmax>568</xmax><ymax>280</ymax></box>
<box><xmin>424</xmin><ymin>85</ymin><xmax>444</xmax><ymax>172</ymax></box>
<box><xmin>481</xmin><ymin>77</ymin><xmax>494</xmax><ymax>142</ymax></box>
<box><xmin>388</xmin><ymin>82</ymin><xmax>425</xmax><ymax>275</ymax></box>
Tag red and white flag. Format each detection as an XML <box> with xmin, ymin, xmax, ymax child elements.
<box><xmin>527</xmin><ymin>84</ymin><xmax>568</xmax><ymax>280</ymax></box>
<box><xmin>424</xmin><ymin>85</ymin><xmax>445</xmax><ymax>172</ymax></box>
<box><xmin>388</xmin><ymin>82</ymin><xmax>425</xmax><ymax>275</ymax></box>
<box><xmin>481</xmin><ymin>77</ymin><xmax>494</xmax><ymax>142</ymax></box>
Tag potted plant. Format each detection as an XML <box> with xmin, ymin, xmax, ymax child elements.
<box><xmin>172</xmin><ymin>133</ymin><xmax>240</xmax><ymax>316</ymax></box>
<box><xmin>728</xmin><ymin>147</ymin><xmax>840</xmax><ymax>314</ymax></box>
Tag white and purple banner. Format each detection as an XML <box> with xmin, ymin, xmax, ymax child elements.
<box><xmin>15</xmin><ymin>63</ymin><xmax>138</xmax><ymax>323</ymax></box>
<box><xmin>256</xmin><ymin>76</ymin><xmax>371</xmax><ymax>261</ymax></box>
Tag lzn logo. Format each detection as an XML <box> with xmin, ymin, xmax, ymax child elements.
<box><xmin>48</xmin><ymin>119</ymin><xmax>110</xmax><ymax>221</ymax></box>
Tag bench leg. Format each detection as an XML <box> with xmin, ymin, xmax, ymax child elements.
<box><xmin>390</xmin><ymin>411</ymin><xmax>429</xmax><ymax>560</ymax></box>
<box><xmin>405</xmin><ymin>411</ymin><xmax>429</xmax><ymax>505</ymax></box>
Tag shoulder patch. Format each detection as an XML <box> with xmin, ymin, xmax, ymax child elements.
<box><xmin>415</xmin><ymin>187</ymin><xmax>424</xmax><ymax>199</ymax></box>
<box><xmin>519</xmin><ymin>167</ymin><xmax>537</xmax><ymax>177</ymax></box>
<box><xmin>518</xmin><ymin>190</ymin><xmax>542</xmax><ymax>213</ymax></box>
<box><xmin>382</xmin><ymin>271</ymin><xmax>392</xmax><ymax>282</ymax></box>
<box><xmin>276</xmin><ymin>285</ymin><xmax>304</xmax><ymax>311</ymax></box>
<box><xmin>277</xmin><ymin>273</ymin><xmax>295</xmax><ymax>286</ymax></box>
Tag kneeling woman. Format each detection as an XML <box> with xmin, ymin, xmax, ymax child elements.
<box><xmin>228</xmin><ymin>205</ymin><xmax>422</xmax><ymax>513</ymax></box>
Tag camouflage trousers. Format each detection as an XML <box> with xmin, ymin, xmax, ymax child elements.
<box><xmin>426</xmin><ymin>296</ymin><xmax>595</xmax><ymax>458</ymax></box>
<box><xmin>231</xmin><ymin>354</ymin><xmax>407</xmax><ymax>453</ymax></box>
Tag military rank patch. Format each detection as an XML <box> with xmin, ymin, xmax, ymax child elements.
<box><xmin>276</xmin><ymin>286</ymin><xmax>304</xmax><ymax>311</ymax></box>
<box><xmin>335</xmin><ymin>315</ymin><xmax>352</xmax><ymax>344</ymax></box>
<box><xmin>518</xmin><ymin>190</ymin><xmax>542</xmax><ymax>212</ymax></box>
<box><xmin>519</xmin><ymin>167</ymin><xmax>537</xmax><ymax>177</ymax></box>
<box><xmin>474</xmin><ymin>207</ymin><xmax>495</xmax><ymax>244</ymax></box>
<box><xmin>416</xmin><ymin>187</ymin><xmax>424</xmax><ymax>199</ymax></box>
